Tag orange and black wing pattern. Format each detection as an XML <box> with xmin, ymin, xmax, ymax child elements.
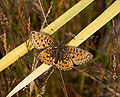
<box><xmin>65</xmin><ymin>46</ymin><xmax>93</xmax><ymax>65</ymax></box>
<box><xmin>29</xmin><ymin>31</ymin><xmax>56</xmax><ymax>49</ymax></box>
<box><xmin>39</xmin><ymin>47</ymin><xmax>74</xmax><ymax>71</ymax></box>
<box><xmin>56</xmin><ymin>50</ymin><xmax>74</xmax><ymax>71</ymax></box>
<box><xmin>39</xmin><ymin>47</ymin><xmax>56</xmax><ymax>66</ymax></box>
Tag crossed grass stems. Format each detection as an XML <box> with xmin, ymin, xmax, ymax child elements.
<box><xmin>26</xmin><ymin>1</ymin><xmax>87</xmax><ymax>96</ymax></box>
<box><xmin>24</xmin><ymin>0</ymin><xmax>120</xmax><ymax>96</ymax></box>
<box><xmin>2</xmin><ymin>0</ymin><xmax>119</xmax><ymax>96</ymax></box>
<box><xmin>27</xmin><ymin>1</ymin><xmax>70</xmax><ymax>96</ymax></box>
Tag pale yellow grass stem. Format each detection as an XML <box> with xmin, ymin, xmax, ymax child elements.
<box><xmin>4</xmin><ymin>0</ymin><xmax>120</xmax><ymax>96</ymax></box>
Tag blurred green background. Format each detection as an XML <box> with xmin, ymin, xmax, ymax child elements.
<box><xmin>0</xmin><ymin>0</ymin><xmax>120</xmax><ymax>97</ymax></box>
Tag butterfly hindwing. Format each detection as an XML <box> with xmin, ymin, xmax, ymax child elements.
<box><xmin>55</xmin><ymin>49</ymin><xmax>74</xmax><ymax>71</ymax></box>
<box><xmin>39</xmin><ymin>47</ymin><xmax>56</xmax><ymax>66</ymax></box>
<box><xmin>39</xmin><ymin>47</ymin><xmax>74</xmax><ymax>71</ymax></box>
<box><xmin>29</xmin><ymin>31</ymin><xmax>56</xmax><ymax>49</ymax></box>
<box><xmin>64</xmin><ymin>46</ymin><xmax>93</xmax><ymax>65</ymax></box>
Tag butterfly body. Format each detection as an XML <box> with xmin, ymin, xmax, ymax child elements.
<box><xmin>54</xmin><ymin>46</ymin><xmax>62</xmax><ymax>64</ymax></box>
<box><xmin>30</xmin><ymin>31</ymin><xmax>93</xmax><ymax>71</ymax></box>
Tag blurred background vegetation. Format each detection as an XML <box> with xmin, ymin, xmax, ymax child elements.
<box><xmin>0</xmin><ymin>0</ymin><xmax>120</xmax><ymax>97</ymax></box>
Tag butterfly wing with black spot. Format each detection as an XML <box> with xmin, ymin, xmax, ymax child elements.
<box><xmin>39</xmin><ymin>47</ymin><xmax>56</xmax><ymax>66</ymax></box>
<box><xmin>39</xmin><ymin>47</ymin><xmax>74</xmax><ymax>71</ymax></box>
<box><xmin>56</xmin><ymin>50</ymin><xmax>74</xmax><ymax>71</ymax></box>
<box><xmin>64</xmin><ymin>46</ymin><xmax>93</xmax><ymax>65</ymax></box>
<box><xmin>29</xmin><ymin>31</ymin><xmax>56</xmax><ymax>49</ymax></box>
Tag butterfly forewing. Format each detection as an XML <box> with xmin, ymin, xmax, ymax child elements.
<box><xmin>65</xmin><ymin>46</ymin><xmax>93</xmax><ymax>65</ymax></box>
<box><xmin>30</xmin><ymin>31</ymin><xmax>56</xmax><ymax>49</ymax></box>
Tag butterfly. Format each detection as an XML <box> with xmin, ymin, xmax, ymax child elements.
<box><xmin>29</xmin><ymin>31</ymin><xmax>93</xmax><ymax>71</ymax></box>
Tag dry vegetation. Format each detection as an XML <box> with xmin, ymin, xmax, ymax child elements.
<box><xmin>0</xmin><ymin>0</ymin><xmax>120</xmax><ymax>97</ymax></box>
